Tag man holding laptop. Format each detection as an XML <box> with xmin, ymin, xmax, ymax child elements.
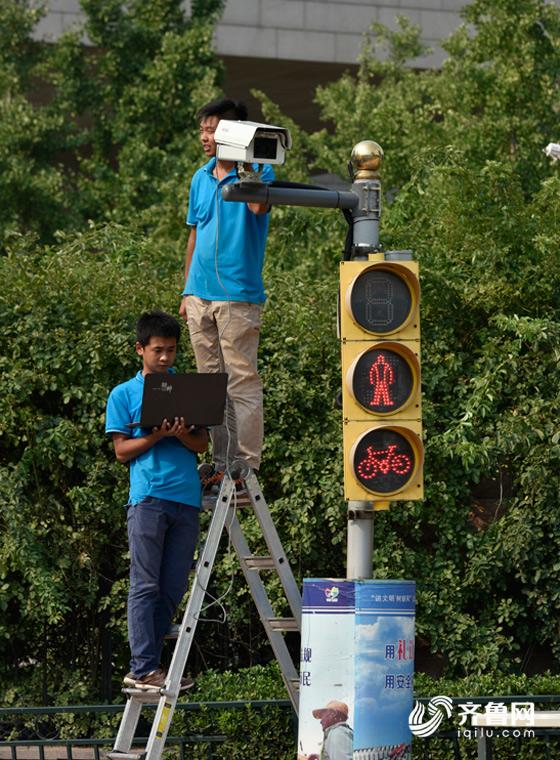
<box><xmin>105</xmin><ymin>311</ymin><xmax>208</xmax><ymax>690</ymax></box>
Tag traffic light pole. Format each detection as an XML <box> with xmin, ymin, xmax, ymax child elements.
<box><xmin>346</xmin><ymin>170</ymin><xmax>382</xmax><ymax>580</ymax></box>
<box><xmin>223</xmin><ymin>141</ymin><xmax>385</xmax><ymax>581</ymax></box>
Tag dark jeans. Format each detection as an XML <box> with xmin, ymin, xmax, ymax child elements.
<box><xmin>127</xmin><ymin>496</ymin><xmax>199</xmax><ymax>677</ymax></box>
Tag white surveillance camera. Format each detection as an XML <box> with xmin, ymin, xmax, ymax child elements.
<box><xmin>214</xmin><ymin>120</ymin><xmax>292</xmax><ymax>166</ymax></box>
<box><xmin>544</xmin><ymin>142</ymin><xmax>560</xmax><ymax>161</ymax></box>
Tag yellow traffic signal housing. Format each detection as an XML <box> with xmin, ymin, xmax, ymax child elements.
<box><xmin>340</xmin><ymin>257</ymin><xmax>424</xmax><ymax>504</ymax></box>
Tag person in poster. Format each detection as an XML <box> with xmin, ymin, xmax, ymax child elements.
<box><xmin>307</xmin><ymin>699</ymin><xmax>353</xmax><ymax>760</ymax></box>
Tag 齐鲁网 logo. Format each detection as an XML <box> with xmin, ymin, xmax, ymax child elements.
<box><xmin>409</xmin><ymin>696</ymin><xmax>453</xmax><ymax>737</ymax></box>
<box><xmin>409</xmin><ymin>698</ymin><xmax>536</xmax><ymax>741</ymax></box>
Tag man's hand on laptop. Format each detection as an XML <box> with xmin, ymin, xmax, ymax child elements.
<box><xmin>151</xmin><ymin>418</ymin><xmax>182</xmax><ymax>438</ymax></box>
<box><xmin>175</xmin><ymin>418</ymin><xmax>209</xmax><ymax>453</ymax></box>
<box><xmin>151</xmin><ymin>418</ymin><xmax>208</xmax><ymax>453</ymax></box>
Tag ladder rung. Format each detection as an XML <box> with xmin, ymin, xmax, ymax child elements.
<box><xmin>244</xmin><ymin>555</ymin><xmax>275</xmax><ymax>570</ymax></box>
<box><xmin>122</xmin><ymin>688</ymin><xmax>163</xmax><ymax>703</ymax></box>
<box><xmin>106</xmin><ymin>752</ymin><xmax>146</xmax><ymax>760</ymax></box>
<box><xmin>267</xmin><ymin>617</ymin><xmax>299</xmax><ymax>631</ymax></box>
<box><xmin>201</xmin><ymin>493</ymin><xmax>251</xmax><ymax>509</ymax></box>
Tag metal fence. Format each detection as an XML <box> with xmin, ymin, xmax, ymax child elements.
<box><xmin>0</xmin><ymin>695</ymin><xmax>559</xmax><ymax>759</ymax></box>
<box><xmin>0</xmin><ymin>699</ymin><xmax>293</xmax><ymax>760</ymax></box>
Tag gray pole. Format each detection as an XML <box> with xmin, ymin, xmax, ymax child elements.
<box><xmin>345</xmin><ymin>141</ymin><xmax>383</xmax><ymax>579</ymax></box>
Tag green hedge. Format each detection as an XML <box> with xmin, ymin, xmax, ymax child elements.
<box><xmin>1</xmin><ymin>0</ymin><xmax>560</xmax><ymax>706</ymax></box>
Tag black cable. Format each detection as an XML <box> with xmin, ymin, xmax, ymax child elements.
<box><xmin>341</xmin><ymin>207</ymin><xmax>353</xmax><ymax>261</ymax></box>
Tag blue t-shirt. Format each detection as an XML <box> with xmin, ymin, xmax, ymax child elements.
<box><xmin>183</xmin><ymin>159</ymin><xmax>275</xmax><ymax>303</ymax></box>
<box><xmin>105</xmin><ymin>371</ymin><xmax>201</xmax><ymax>508</ymax></box>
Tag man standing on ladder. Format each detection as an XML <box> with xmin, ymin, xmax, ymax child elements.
<box><xmin>178</xmin><ymin>98</ymin><xmax>274</xmax><ymax>490</ymax></box>
<box><xmin>105</xmin><ymin>311</ymin><xmax>208</xmax><ymax>690</ymax></box>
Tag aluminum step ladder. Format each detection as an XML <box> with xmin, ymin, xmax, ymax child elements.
<box><xmin>107</xmin><ymin>469</ymin><xmax>301</xmax><ymax>760</ymax></box>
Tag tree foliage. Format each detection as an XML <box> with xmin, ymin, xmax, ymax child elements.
<box><xmin>0</xmin><ymin>0</ymin><xmax>559</xmax><ymax>707</ymax></box>
<box><xmin>0</xmin><ymin>0</ymin><xmax>223</xmax><ymax>248</ymax></box>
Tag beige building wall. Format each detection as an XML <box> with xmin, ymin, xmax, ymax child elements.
<box><xmin>214</xmin><ymin>0</ymin><xmax>467</xmax><ymax>69</ymax></box>
<box><xmin>35</xmin><ymin>1</ymin><xmax>559</xmax><ymax>129</ymax></box>
<box><xmin>38</xmin><ymin>0</ymin><xmax>468</xmax><ymax>68</ymax></box>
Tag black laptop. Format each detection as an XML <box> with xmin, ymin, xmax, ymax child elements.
<box><xmin>132</xmin><ymin>372</ymin><xmax>228</xmax><ymax>429</ymax></box>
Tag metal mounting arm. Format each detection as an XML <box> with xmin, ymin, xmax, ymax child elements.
<box><xmin>222</xmin><ymin>182</ymin><xmax>359</xmax><ymax>210</ymax></box>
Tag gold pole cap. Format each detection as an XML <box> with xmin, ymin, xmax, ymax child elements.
<box><xmin>350</xmin><ymin>140</ymin><xmax>384</xmax><ymax>180</ymax></box>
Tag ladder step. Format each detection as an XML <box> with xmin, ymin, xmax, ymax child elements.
<box><xmin>201</xmin><ymin>493</ymin><xmax>251</xmax><ymax>509</ymax></box>
<box><xmin>106</xmin><ymin>752</ymin><xmax>146</xmax><ymax>760</ymax></box>
<box><xmin>268</xmin><ymin>617</ymin><xmax>299</xmax><ymax>631</ymax></box>
<box><xmin>244</xmin><ymin>555</ymin><xmax>275</xmax><ymax>570</ymax></box>
<box><xmin>232</xmin><ymin>494</ymin><xmax>251</xmax><ymax>505</ymax></box>
<box><xmin>122</xmin><ymin>688</ymin><xmax>163</xmax><ymax>703</ymax></box>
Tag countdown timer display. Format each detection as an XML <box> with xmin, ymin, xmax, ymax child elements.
<box><xmin>349</xmin><ymin>267</ymin><xmax>414</xmax><ymax>335</ymax></box>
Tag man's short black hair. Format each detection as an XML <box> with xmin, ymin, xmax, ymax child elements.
<box><xmin>197</xmin><ymin>98</ymin><xmax>248</xmax><ymax>122</ymax></box>
<box><xmin>136</xmin><ymin>311</ymin><xmax>181</xmax><ymax>347</ymax></box>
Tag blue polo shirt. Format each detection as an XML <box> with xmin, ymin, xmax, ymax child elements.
<box><xmin>184</xmin><ymin>159</ymin><xmax>274</xmax><ymax>303</ymax></box>
<box><xmin>105</xmin><ymin>371</ymin><xmax>201</xmax><ymax>508</ymax></box>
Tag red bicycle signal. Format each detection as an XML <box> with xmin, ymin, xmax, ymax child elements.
<box><xmin>357</xmin><ymin>444</ymin><xmax>412</xmax><ymax>481</ymax></box>
<box><xmin>352</xmin><ymin>428</ymin><xmax>419</xmax><ymax>496</ymax></box>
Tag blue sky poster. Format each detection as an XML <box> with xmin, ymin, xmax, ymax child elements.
<box><xmin>353</xmin><ymin>580</ymin><xmax>416</xmax><ymax>758</ymax></box>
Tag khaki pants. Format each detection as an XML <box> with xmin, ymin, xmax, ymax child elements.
<box><xmin>185</xmin><ymin>296</ymin><xmax>263</xmax><ymax>471</ymax></box>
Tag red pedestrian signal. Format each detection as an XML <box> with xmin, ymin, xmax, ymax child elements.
<box><xmin>346</xmin><ymin>342</ymin><xmax>420</xmax><ymax>416</ymax></box>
